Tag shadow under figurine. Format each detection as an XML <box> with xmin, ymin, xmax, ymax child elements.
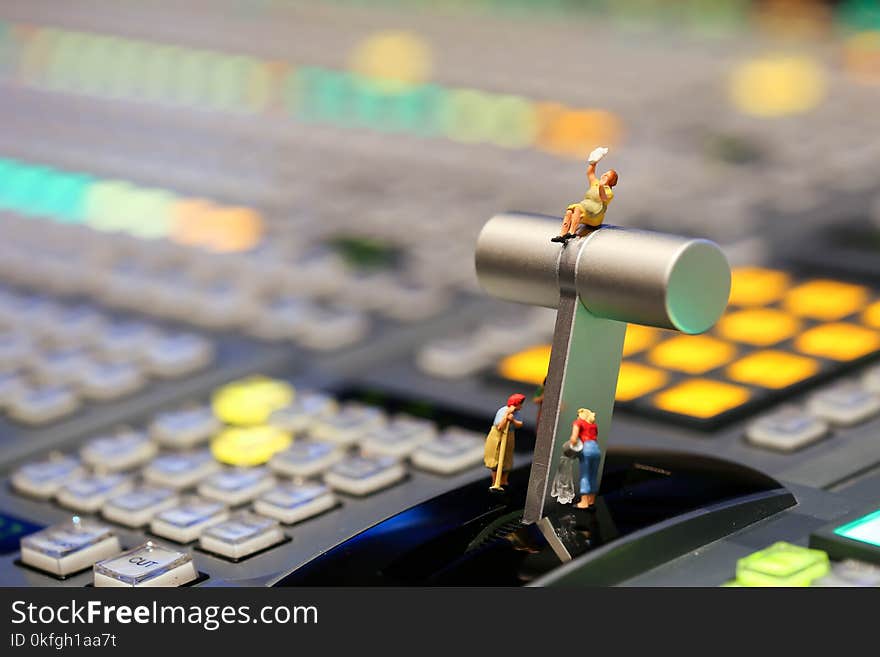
<box><xmin>551</xmin><ymin>408</ymin><xmax>600</xmax><ymax>509</ymax></box>
<box><xmin>484</xmin><ymin>393</ymin><xmax>525</xmax><ymax>491</ymax></box>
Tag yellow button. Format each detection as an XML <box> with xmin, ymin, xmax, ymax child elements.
<box><xmin>795</xmin><ymin>323</ymin><xmax>880</xmax><ymax>361</ymax></box>
<box><xmin>211</xmin><ymin>376</ymin><xmax>295</xmax><ymax>426</ymax></box>
<box><xmin>616</xmin><ymin>362</ymin><xmax>668</xmax><ymax>402</ymax></box>
<box><xmin>728</xmin><ymin>267</ymin><xmax>790</xmax><ymax>307</ymax></box>
<box><xmin>862</xmin><ymin>301</ymin><xmax>880</xmax><ymax>329</ymax></box>
<box><xmin>623</xmin><ymin>325</ymin><xmax>662</xmax><ymax>357</ymax></box>
<box><xmin>497</xmin><ymin>344</ymin><xmax>550</xmax><ymax>385</ymax></box>
<box><xmin>715</xmin><ymin>308</ymin><xmax>801</xmax><ymax>346</ymax></box>
<box><xmin>726</xmin><ymin>350</ymin><xmax>820</xmax><ymax>389</ymax></box>
<box><xmin>648</xmin><ymin>335</ymin><xmax>738</xmax><ymax>375</ymax></box>
<box><xmin>653</xmin><ymin>379</ymin><xmax>751</xmax><ymax>419</ymax></box>
<box><xmin>783</xmin><ymin>280</ymin><xmax>869</xmax><ymax>321</ymax></box>
<box><xmin>211</xmin><ymin>425</ymin><xmax>292</xmax><ymax>466</ymax></box>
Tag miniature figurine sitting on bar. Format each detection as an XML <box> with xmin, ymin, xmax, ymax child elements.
<box><xmin>484</xmin><ymin>394</ymin><xmax>526</xmax><ymax>490</ymax></box>
<box><xmin>551</xmin><ymin>146</ymin><xmax>618</xmax><ymax>243</ymax></box>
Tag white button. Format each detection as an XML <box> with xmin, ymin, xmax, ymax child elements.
<box><xmin>0</xmin><ymin>370</ymin><xmax>28</xmax><ymax>408</ymax></box>
<box><xmin>746</xmin><ymin>407</ymin><xmax>829</xmax><ymax>452</ymax></box>
<box><xmin>310</xmin><ymin>403</ymin><xmax>386</xmax><ymax>446</ymax></box>
<box><xmin>31</xmin><ymin>348</ymin><xmax>94</xmax><ymax>386</ymax></box>
<box><xmin>254</xmin><ymin>482</ymin><xmax>337</xmax><ymax>525</ymax></box>
<box><xmin>197</xmin><ymin>467</ymin><xmax>275</xmax><ymax>506</ymax></box>
<box><xmin>415</xmin><ymin>337</ymin><xmax>492</xmax><ymax>379</ymax></box>
<box><xmin>0</xmin><ymin>330</ymin><xmax>34</xmax><ymax>369</ymax></box>
<box><xmin>268</xmin><ymin>440</ymin><xmax>344</xmax><ymax>478</ymax></box>
<box><xmin>102</xmin><ymin>486</ymin><xmax>179</xmax><ymax>527</ymax></box>
<box><xmin>78</xmin><ymin>361</ymin><xmax>146</xmax><ymax>401</ymax></box>
<box><xmin>361</xmin><ymin>415</ymin><xmax>437</xmax><ymax>458</ymax></box>
<box><xmin>144</xmin><ymin>332</ymin><xmax>214</xmax><ymax>378</ymax></box>
<box><xmin>297</xmin><ymin>306</ymin><xmax>370</xmax><ymax>351</ymax></box>
<box><xmin>807</xmin><ymin>382</ymin><xmax>880</xmax><ymax>426</ymax></box>
<box><xmin>21</xmin><ymin>517</ymin><xmax>121</xmax><ymax>577</ymax></box>
<box><xmin>80</xmin><ymin>429</ymin><xmax>158</xmax><ymax>472</ymax></box>
<box><xmin>268</xmin><ymin>391</ymin><xmax>339</xmax><ymax>434</ymax></box>
<box><xmin>150</xmin><ymin>497</ymin><xmax>229</xmax><ymax>544</ymax></box>
<box><xmin>324</xmin><ymin>454</ymin><xmax>406</xmax><ymax>496</ymax></box>
<box><xmin>94</xmin><ymin>321</ymin><xmax>161</xmax><ymax>361</ymax></box>
<box><xmin>143</xmin><ymin>450</ymin><xmax>220</xmax><ymax>489</ymax></box>
<box><xmin>11</xmin><ymin>454</ymin><xmax>85</xmax><ymax>499</ymax></box>
<box><xmin>198</xmin><ymin>512</ymin><xmax>285</xmax><ymax>560</ymax></box>
<box><xmin>42</xmin><ymin>304</ymin><xmax>106</xmax><ymax>347</ymax></box>
<box><xmin>249</xmin><ymin>297</ymin><xmax>319</xmax><ymax>341</ymax></box>
<box><xmin>149</xmin><ymin>406</ymin><xmax>221</xmax><ymax>449</ymax></box>
<box><xmin>8</xmin><ymin>385</ymin><xmax>79</xmax><ymax>425</ymax></box>
<box><xmin>94</xmin><ymin>541</ymin><xmax>198</xmax><ymax>587</ymax></box>
<box><xmin>56</xmin><ymin>473</ymin><xmax>134</xmax><ymax>513</ymax></box>
<box><xmin>411</xmin><ymin>427</ymin><xmax>485</xmax><ymax>474</ymax></box>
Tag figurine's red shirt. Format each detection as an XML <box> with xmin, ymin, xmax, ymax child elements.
<box><xmin>574</xmin><ymin>419</ymin><xmax>598</xmax><ymax>442</ymax></box>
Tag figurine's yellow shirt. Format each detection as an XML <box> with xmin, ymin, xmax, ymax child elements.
<box><xmin>569</xmin><ymin>181</ymin><xmax>614</xmax><ymax>227</ymax></box>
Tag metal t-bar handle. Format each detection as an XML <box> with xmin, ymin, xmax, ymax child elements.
<box><xmin>475</xmin><ymin>213</ymin><xmax>731</xmax><ymax>524</ymax></box>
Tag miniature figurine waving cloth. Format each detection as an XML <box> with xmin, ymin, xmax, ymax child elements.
<box><xmin>553</xmin><ymin>146</ymin><xmax>619</xmax><ymax>243</ymax></box>
<box><xmin>550</xmin><ymin>438</ymin><xmax>581</xmax><ymax>505</ymax></box>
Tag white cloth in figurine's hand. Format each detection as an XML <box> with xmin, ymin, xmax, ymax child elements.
<box><xmin>588</xmin><ymin>146</ymin><xmax>609</xmax><ymax>164</ymax></box>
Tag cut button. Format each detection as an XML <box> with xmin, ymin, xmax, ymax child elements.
<box><xmin>93</xmin><ymin>541</ymin><xmax>198</xmax><ymax>587</ymax></box>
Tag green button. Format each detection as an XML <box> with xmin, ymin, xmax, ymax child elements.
<box><xmin>834</xmin><ymin>508</ymin><xmax>880</xmax><ymax>548</ymax></box>
<box><xmin>736</xmin><ymin>541</ymin><xmax>830</xmax><ymax>587</ymax></box>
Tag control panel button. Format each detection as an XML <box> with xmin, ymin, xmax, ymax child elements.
<box><xmin>411</xmin><ymin>427</ymin><xmax>485</xmax><ymax>475</ymax></box>
<box><xmin>81</xmin><ymin>429</ymin><xmax>157</xmax><ymax>472</ymax></box>
<box><xmin>56</xmin><ymin>473</ymin><xmax>133</xmax><ymax>513</ymax></box>
<box><xmin>21</xmin><ymin>517</ymin><xmax>121</xmax><ymax>577</ymax></box>
<box><xmin>254</xmin><ymin>482</ymin><xmax>337</xmax><ymax>524</ymax></box>
<box><xmin>268</xmin><ymin>391</ymin><xmax>339</xmax><ymax>433</ymax></box>
<box><xmin>102</xmin><ymin>486</ymin><xmax>179</xmax><ymax>527</ymax></box>
<box><xmin>324</xmin><ymin>454</ymin><xmax>406</xmax><ymax>496</ymax></box>
<box><xmin>149</xmin><ymin>405</ymin><xmax>221</xmax><ymax>449</ymax></box>
<box><xmin>361</xmin><ymin>415</ymin><xmax>437</xmax><ymax>458</ymax></box>
<box><xmin>93</xmin><ymin>541</ymin><xmax>198</xmax><ymax>587</ymax></box>
<box><xmin>310</xmin><ymin>403</ymin><xmax>387</xmax><ymax>446</ymax></box>
<box><xmin>143</xmin><ymin>450</ymin><xmax>220</xmax><ymax>489</ymax></box>
<box><xmin>807</xmin><ymin>382</ymin><xmax>880</xmax><ymax>426</ymax></box>
<box><xmin>268</xmin><ymin>440</ymin><xmax>344</xmax><ymax>478</ymax></box>
<box><xmin>735</xmin><ymin>542</ymin><xmax>829</xmax><ymax>587</ymax></box>
<box><xmin>746</xmin><ymin>407</ymin><xmax>828</xmax><ymax>452</ymax></box>
<box><xmin>211</xmin><ymin>376</ymin><xmax>294</xmax><ymax>426</ymax></box>
<box><xmin>11</xmin><ymin>454</ymin><xmax>85</xmax><ymax>499</ymax></box>
<box><xmin>150</xmin><ymin>497</ymin><xmax>229</xmax><ymax>544</ymax></box>
<box><xmin>210</xmin><ymin>426</ymin><xmax>292</xmax><ymax>467</ymax></box>
<box><xmin>197</xmin><ymin>467</ymin><xmax>275</xmax><ymax>506</ymax></box>
<box><xmin>198</xmin><ymin>512</ymin><xmax>285</xmax><ymax>560</ymax></box>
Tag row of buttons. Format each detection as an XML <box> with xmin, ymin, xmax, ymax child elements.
<box><xmin>492</xmin><ymin>268</ymin><xmax>880</xmax><ymax>425</ymax></box>
<box><xmin>8</xmin><ymin>377</ymin><xmax>488</xmax><ymax>578</ymax></box>
<box><xmin>0</xmin><ymin>288</ymin><xmax>214</xmax><ymax>425</ymax></box>
<box><xmin>725</xmin><ymin>541</ymin><xmax>880</xmax><ymax>587</ymax></box>
<box><xmin>745</xmin><ymin>365</ymin><xmax>880</xmax><ymax>452</ymax></box>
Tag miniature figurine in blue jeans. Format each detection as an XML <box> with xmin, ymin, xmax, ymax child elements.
<box><xmin>571</xmin><ymin>408</ymin><xmax>600</xmax><ymax>509</ymax></box>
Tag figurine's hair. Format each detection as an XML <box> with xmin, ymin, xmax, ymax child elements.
<box><xmin>507</xmin><ymin>393</ymin><xmax>526</xmax><ymax>407</ymax></box>
<box><xmin>577</xmin><ymin>408</ymin><xmax>596</xmax><ymax>422</ymax></box>
<box><xmin>604</xmin><ymin>169</ymin><xmax>619</xmax><ymax>187</ymax></box>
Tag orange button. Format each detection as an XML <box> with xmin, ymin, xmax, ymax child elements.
<box><xmin>497</xmin><ymin>345</ymin><xmax>550</xmax><ymax>385</ymax></box>
<box><xmin>728</xmin><ymin>267</ymin><xmax>790</xmax><ymax>307</ymax></box>
<box><xmin>726</xmin><ymin>350</ymin><xmax>820</xmax><ymax>389</ymax></box>
<box><xmin>648</xmin><ymin>334</ymin><xmax>738</xmax><ymax>374</ymax></box>
<box><xmin>795</xmin><ymin>323</ymin><xmax>880</xmax><ymax>361</ymax></box>
<box><xmin>862</xmin><ymin>301</ymin><xmax>880</xmax><ymax>329</ymax></box>
<box><xmin>616</xmin><ymin>362</ymin><xmax>668</xmax><ymax>402</ymax></box>
<box><xmin>715</xmin><ymin>308</ymin><xmax>801</xmax><ymax>346</ymax></box>
<box><xmin>783</xmin><ymin>280</ymin><xmax>869</xmax><ymax>321</ymax></box>
<box><xmin>623</xmin><ymin>325</ymin><xmax>662</xmax><ymax>357</ymax></box>
<box><xmin>653</xmin><ymin>379</ymin><xmax>750</xmax><ymax>419</ymax></box>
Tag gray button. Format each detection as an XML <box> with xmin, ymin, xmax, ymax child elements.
<box><xmin>198</xmin><ymin>512</ymin><xmax>285</xmax><ymax>560</ymax></box>
<box><xmin>81</xmin><ymin>429</ymin><xmax>157</xmax><ymax>472</ymax></box>
<box><xmin>143</xmin><ymin>450</ymin><xmax>221</xmax><ymax>489</ymax></box>
<box><xmin>324</xmin><ymin>454</ymin><xmax>406</xmax><ymax>496</ymax></box>
<box><xmin>144</xmin><ymin>332</ymin><xmax>214</xmax><ymax>378</ymax></box>
<box><xmin>150</xmin><ymin>496</ymin><xmax>229</xmax><ymax>544</ymax></box>
<box><xmin>197</xmin><ymin>467</ymin><xmax>275</xmax><ymax>506</ymax></box>
<box><xmin>310</xmin><ymin>402</ymin><xmax>387</xmax><ymax>446</ymax></box>
<box><xmin>57</xmin><ymin>473</ymin><xmax>134</xmax><ymax>513</ymax></box>
<box><xmin>94</xmin><ymin>320</ymin><xmax>161</xmax><ymax>361</ymax></box>
<box><xmin>361</xmin><ymin>415</ymin><xmax>437</xmax><ymax>458</ymax></box>
<box><xmin>149</xmin><ymin>405</ymin><xmax>221</xmax><ymax>449</ymax></box>
<box><xmin>254</xmin><ymin>482</ymin><xmax>337</xmax><ymax>524</ymax></box>
<box><xmin>0</xmin><ymin>330</ymin><xmax>34</xmax><ymax>370</ymax></box>
<box><xmin>11</xmin><ymin>453</ymin><xmax>85</xmax><ymax>499</ymax></box>
<box><xmin>746</xmin><ymin>406</ymin><xmax>829</xmax><ymax>452</ymax></box>
<box><xmin>807</xmin><ymin>382</ymin><xmax>880</xmax><ymax>426</ymax></box>
<box><xmin>812</xmin><ymin>559</ymin><xmax>880</xmax><ymax>587</ymax></box>
<box><xmin>78</xmin><ymin>360</ymin><xmax>146</xmax><ymax>400</ymax></box>
<box><xmin>8</xmin><ymin>385</ymin><xmax>79</xmax><ymax>425</ymax></box>
<box><xmin>93</xmin><ymin>541</ymin><xmax>197</xmax><ymax>587</ymax></box>
<box><xmin>31</xmin><ymin>348</ymin><xmax>96</xmax><ymax>386</ymax></box>
<box><xmin>268</xmin><ymin>390</ymin><xmax>339</xmax><ymax>434</ymax></box>
<box><xmin>21</xmin><ymin>517</ymin><xmax>121</xmax><ymax>577</ymax></box>
<box><xmin>268</xmin><ymin>440</ymin><xmax>343</xmax><ymax>478</ymax></box>
<box><xmin>411</xmin><ymin>427</ymin><xmax>485</xmax><ymax>474</ymax></box>
<box><xmin>102</xmin><ymin>486</ymin><xmax>179</xmax><ymax>527</ymax></box>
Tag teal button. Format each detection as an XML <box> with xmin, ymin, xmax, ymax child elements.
<box><xmin>835</xmin><ymin>509</ymin><xmax>880</xmax><ymax>548</ymax></box>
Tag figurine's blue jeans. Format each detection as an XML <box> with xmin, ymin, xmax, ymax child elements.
<box><xmin>578</xmin><ymin>441</ymin><xmax>601</xmax><ymax>495</ymax></box>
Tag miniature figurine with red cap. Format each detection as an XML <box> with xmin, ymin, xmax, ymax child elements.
<box><xmin>551</xmin><ymin>146</ymin><xmax>619</xmax><ymax>244</ymax></box>
<box><xmin>484</xmin><ymin>393</ymin><xmax>526</xmax><ymax>491</ymax></box>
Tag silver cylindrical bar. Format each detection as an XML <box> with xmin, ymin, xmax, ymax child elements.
<box><xmin>575</xmin><ymin>226</ymin><xmax>730</xmax><ymax>333</ymax></box>
<box><xmin>474</xmin><ymin>213</ymin><xmax>564</xmax><ymax>309</ymax></box>
<box><xmin>475</xmin><ymin>213</ymin><xmax>730</xmax><ymax>333</ymax></box>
